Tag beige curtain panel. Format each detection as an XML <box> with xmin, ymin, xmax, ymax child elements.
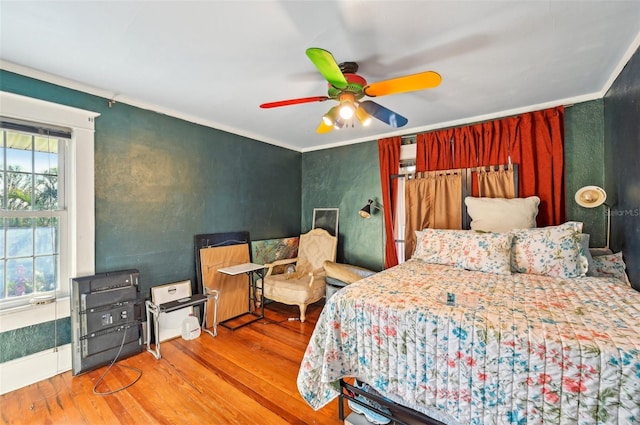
<box><xmin>404</xmin><ymin>171</ymin><xmax>462</xmax><ymax>260</ymax></box>
<box><xmin>477</xmin><ymin>165</ymin><xmax>516</xmax><ymax>198</ymax></box>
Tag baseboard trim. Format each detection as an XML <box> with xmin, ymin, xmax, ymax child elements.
<box><xmin>0</xmin><ymin>344</ymin><xmax>71</xmax><ymax>395</ymax></box>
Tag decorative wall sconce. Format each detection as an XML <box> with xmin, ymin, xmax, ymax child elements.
<box><xmin>359</xmin><ymin>199</ymin><xmax>381</xmax><ymax>218</ymax></box>
<box><xmin>575</xmin><ymin>185</ymin><xmax>610</xmax><ymax>249</ymax></box>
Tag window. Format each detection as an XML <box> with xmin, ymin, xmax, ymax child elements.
<box><xmin>0</xmin><ymin>91</ymin><xmax>97</xmax><ymax>317</ymax></box>
<box><xmin>1</xmin><ymin>122</ymin><xmax>68</xmax><ymax>306</ymax></box>
<box><xmin>393</xmin><ymin>141</ymin><xmax>416</xmax><ymax>264</ymax></box>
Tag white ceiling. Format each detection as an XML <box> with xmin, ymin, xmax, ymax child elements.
<box><xmin>1</xmin><ymin>1</ymin><xmax>639</xmax><ymax>152</ymax></box>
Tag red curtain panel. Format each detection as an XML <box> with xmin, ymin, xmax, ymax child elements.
<box><xmin>414</xmin><ymin>106</ymin><xmax>565</xmax><ymax>227</ymax></box>
<box><xmin>377</xmin><ymin>136</ymin><xmax>402</xmax><ymax>269</ymax></box>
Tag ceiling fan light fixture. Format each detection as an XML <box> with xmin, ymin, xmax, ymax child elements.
<box><xmin>355</xmin><ymin>105</ymin><xmax>372</xmax><ymax>126</ymax></box>
<box><xmin>322</xmin><ymin>106</ymin><xmax>339</xmax><ymax>126</ymax></box>
<box><xmin>338</xmin><ymin>92</ymin><xmax>356</xmax><ymax>120</ymax></box>
<box><xmin>339</xmin><ymin>103</ymin><xmax>355</xmax><ymax>120</ymax></box>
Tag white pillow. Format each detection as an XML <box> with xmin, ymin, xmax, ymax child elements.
<box><xmin>465</xmin><ymin>196</ymin><xmax>540</xmax><ymax>233</ymax></box>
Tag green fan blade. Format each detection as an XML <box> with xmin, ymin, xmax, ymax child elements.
<box><xmin>306</xmin><ymin>48</ymin><xmax>348</xmax><ymax>89</ymax></box>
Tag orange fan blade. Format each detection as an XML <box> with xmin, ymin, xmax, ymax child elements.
<box><xmin>316</xmin><ymin>120</ymin><xmax>334</xmax><ymax>134</ymax></box>
<box><xmin>364</xmin><ymin>71</ymin><xmax>442</xmax><ymax>97</ymax></box>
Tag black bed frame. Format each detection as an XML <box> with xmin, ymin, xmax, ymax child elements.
<box><xmin>339</xmin><ymin>379</ymin><xmax>447</xmax><ymax>425</ymax></box>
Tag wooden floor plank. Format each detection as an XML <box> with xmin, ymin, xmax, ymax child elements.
<box><xmin>0</xmin><ymin>301</ymin><xmax>348</xmax><ymax>425</ymax></box>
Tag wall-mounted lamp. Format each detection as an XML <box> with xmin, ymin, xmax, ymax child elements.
<box><xmin>359</xmin><ymin>199</ymin><xmax>381</xmax><ymax>218</ymax></box>
<box><xmin>575</xmin><ymin>185</ymin><xmax>610</xmax><ymax>249</ymax></box>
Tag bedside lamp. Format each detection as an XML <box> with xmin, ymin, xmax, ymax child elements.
<box><xmin>575</xmin><ymin>185</ymin><xmax>610</xmax><ymax>249</ymax></box>
<box><xmin>359</xmin><ymin>199</ymin><xmax>380</xmax><ymax>218</ymax></box>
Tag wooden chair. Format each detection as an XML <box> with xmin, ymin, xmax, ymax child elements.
<box><xmin>262</xmin><ymin>228</ymin><xmax>337</xmax><ymax>322</ymax></box>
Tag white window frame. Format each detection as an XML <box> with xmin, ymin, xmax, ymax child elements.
<box><xmin>393</xmin><ymin>143</ymin><xmax>416</xmax><ymax>264</ymax></box>
<box><xmin>0</xmin><ymin>91</ymin><xmax>97</xmax><ymax>329</ymax></box>
<box><xmin>2</xmin><ymin>127</ymin><xmax>68</xmax><ymax>309</ymax></box>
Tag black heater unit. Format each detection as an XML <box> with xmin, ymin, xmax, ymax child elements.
<box><xmin>70</xmin><ymin>269</ymin><xmax>143</xmax><ymax>375</ymax></box>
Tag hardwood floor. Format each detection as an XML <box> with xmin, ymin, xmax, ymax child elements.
<box><xmin>0</xmin><ymin>301</ymin><xmax>350</xmax><ymax>425</ymax></box>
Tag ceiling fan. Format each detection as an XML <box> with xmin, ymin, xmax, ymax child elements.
<box><xmin>259</xmin><ymin>47</ymin><xmax>442</xmax><ymax>134</ymax></box>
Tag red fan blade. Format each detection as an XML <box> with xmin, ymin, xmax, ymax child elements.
<box><xmin>260</xmin><ymin>96</ymin><xmax>329</xmax><ymax>109</ymax></box>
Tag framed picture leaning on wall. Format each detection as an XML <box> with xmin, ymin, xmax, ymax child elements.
<box><xmin>312</xmin><ymin>208</ymin><xmax>339</xmax><ymax>236</ymax></box>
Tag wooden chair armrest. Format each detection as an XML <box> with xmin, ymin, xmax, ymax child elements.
<box><xmin>264</xmin><ymin>257</ymin><xmax>298</xmax><ymax>277</ymax></box>
<box><xmin>307</xmin><ymin>270</ymin><xmax>327</xmax><ymax>287</ymax></box>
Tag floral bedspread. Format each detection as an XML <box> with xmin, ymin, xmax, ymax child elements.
<box><xmin>297</xmin><ymin>260</ymin><xmax>640</xmax><ymax>424</ymax></box>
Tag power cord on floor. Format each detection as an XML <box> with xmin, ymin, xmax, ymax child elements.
<box><xmin>93</xmin><ymin>322</ymin><xmax>142</xmax><ymax>396</ymax></box>
<box><xmin>260</xmin><ymin>317</ymin><xmax>300</xmax><ymax>325</ymax></box>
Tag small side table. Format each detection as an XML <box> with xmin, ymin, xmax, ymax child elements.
<box><xmin>217</xmin><ymin>262</ymin><xmax>265</xmax><ymax>330</ymax></box>
<box><xmin>145</xmin><ymin>288</ymin><xmax>219</xmax><ymax>359</ymax></box>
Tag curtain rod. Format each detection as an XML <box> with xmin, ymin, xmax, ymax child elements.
<box><xmin>391</xmin><ymin>163</ymin><xmax>515</xmax><ymax>179</ymax></box>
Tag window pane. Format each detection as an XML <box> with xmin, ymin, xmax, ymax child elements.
<box><xmin>6</xmin><ymin>257</ymin><xmax>33</xmax><ymax>297</ymax></box>
<box><xmin>0</xmin><ymin>130</ymin><xmax>4</xmax><ymax>171</ymax></box>
<box><xmin>35</xmin><ymin>217</ymin><xmax>58</xmax><ymax>255</ymax></box>
<box><xmin>34</xmin><ymin>173</ymin><xmax>58</xmax><ymax>210</ymax></box>
<box><xmin>35</xmin><ymin>255</ymin><xmax>57</xmax><ymax>292</ymax></box>
<box><xmin>0</xmin><ymin>265</ymin><xmax>4</xmax><ymax>298</ymax></box>
<box><xmin>6</xmin><ymin>218</ymin><xmax>33</xmax><ymax>257</ymax></box>
<box><xmin>6</xmin><ymin>171</ymin><xmax>33</xmax><ymax>210</ymax></box>
<box><xmin>0</xmin><ymin>173</ymin><xmax>4</xmax><ymax>209</ymax></box>
<box><xmin>2</xmin><ymin>216</ymin><xmax>60</xmax><ymax>300</ymax></box>
<box><xmin>34</xmin><ymin>136</ymin><xmax>58</xmax><ymax>174</ymax></box>
<box><xmin>6</xmin><ymin>132</ymin><xmax>32</xmax><ymax>172</ymax></box>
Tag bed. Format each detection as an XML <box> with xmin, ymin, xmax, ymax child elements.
<box><xmin>297</xmin><ymin>222</ymin><xmax>640</xmax><ymax>424</ymax></box>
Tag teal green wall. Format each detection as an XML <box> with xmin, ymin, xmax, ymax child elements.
<box><xmin>302</xmin><ymin>141</ymin><xmax>384</xmax><ymax>271</ymax></box>
<box><xmin>92</xmin><ymin>101</ymin><xmax>301</xmax><ymax>290</ymax></box>
<box><xmin>0</xmin><ymin>70</ymin><xmax>301</xmax><ymax>361</ymax></box>
<box><xmin>604</xmin><ymin>46</ymin><xmax>640</xmax><ymax>290</ymax></box>
<box><xmin>0</xmin><ymin>319</ymin><xmax>70</xmax><ymax>363</ymax></box>
<box><xmin>564</xmin><ymin>100</ymin><xmax>607</xmax><ymax>247</ymax></box>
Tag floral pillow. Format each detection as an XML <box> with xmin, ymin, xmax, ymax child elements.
<box><xmin>413</xmin><ymin>229</ymin><xmax>513</xmax><ymax>275</ymax></box>
<box><xmin>412</xmin><ymin>228</ymin><xmax>465</xmax><ymax>266</ymax></box>
<box><xmin>454</xmin><ymin>231</ymin><xmax>513</xmax><ymax>275</ymax></box>
<box><xmin>591</xmin><ymin>252</ymin><xmax>631</xmax><ymax>285</ymax></box>
<box><xmin>510</xmin><ymin>221</ymin><xmax>588</xmax><ymax>278</ymax></box>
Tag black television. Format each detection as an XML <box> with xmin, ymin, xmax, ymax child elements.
<box><xmin>70</xmin><ymin>269</ymin><xmax>143</xmax><ymax>375</ymax></box>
